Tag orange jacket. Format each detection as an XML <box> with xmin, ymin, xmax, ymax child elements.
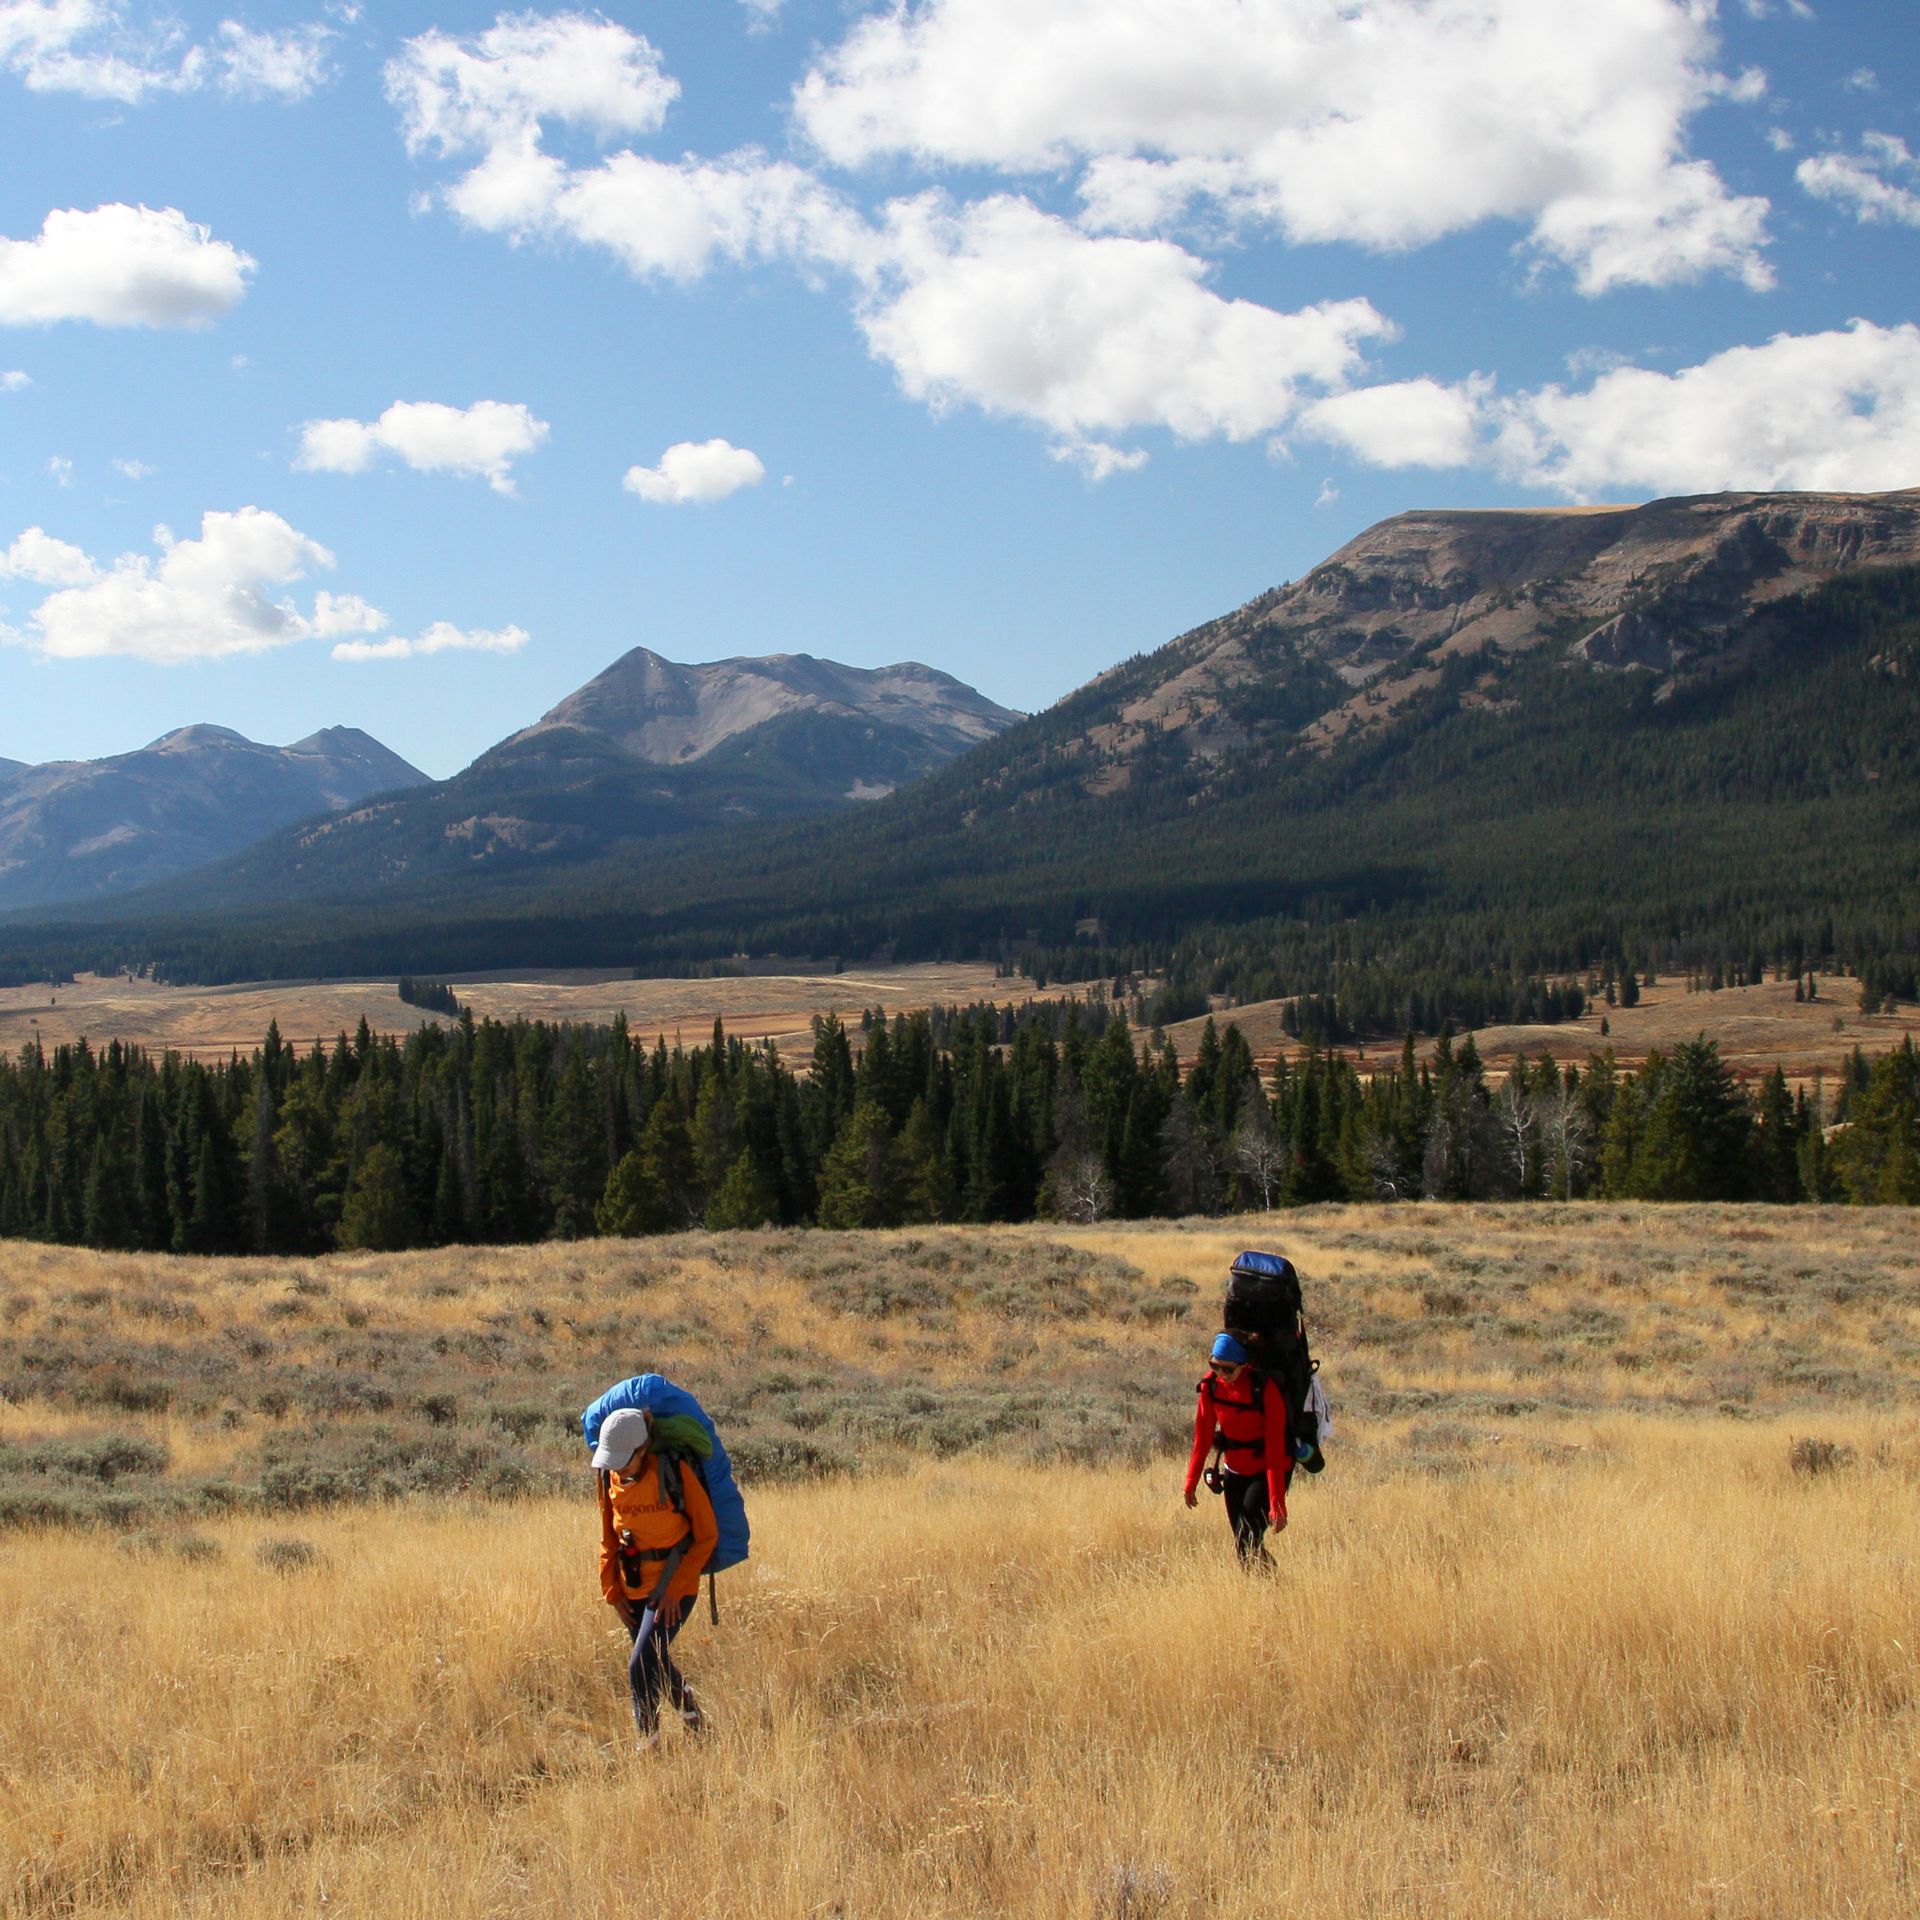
<box><xmin>1183</xmin><ymin>1368</ymin><xmax>1289</xmax><ymax>1523</ymax></box>
<box><xmin>599</xmin><ymin>1454</ymin><xmax>718</xmax><ymax>1613</ymax></box>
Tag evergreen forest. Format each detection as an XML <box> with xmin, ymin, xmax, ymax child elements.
<box><xmin>7</xmin><ymin>1002</ymin><xmax>1916</xmax><ymax>1257</ymax></box>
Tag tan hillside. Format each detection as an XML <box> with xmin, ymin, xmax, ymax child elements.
<box><xmin>0</xmin><ymin>960</ymin><xmax>1048</xmax><ymax>1062</ymax></box>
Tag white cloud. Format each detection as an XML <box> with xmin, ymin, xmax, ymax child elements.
<box><xmin>623</xmin><ymin>438</ymin><xmax>766</xmax><ymax>505</ymax></box>
<box><xmin>388</xmin><ymin>15</ymin><xmax>869</xmax><ymax>278</ymax></box>
<box><xmin>1314</xmin><ymin>478</ymin><xmax>1339</xmax><ymax>508</ymax></box>
<box><xmin>332</xmin><ymin>621</ymin><xmax>529</xmax><ymax>662</ymax></box>
<box><xmin>7</xmin><ymin>507</ymin><xmax>340</xmax><ymax>662</ymax></box>
<box><xmin>1</xmin><ymin>368</ymin><xmax>26</xmax><ymax>389</ymax></box>
<box><xmin>112</xmin><ymin>456</ymin><xmax>153</xmax><ymax>479</ymax></box>
<box><xmin>740</xmin><ymin>0</ymin><xmax>784</xmax><ymax>26</ymax></box>
<box><xmin>1798</xmin><ymin>133</ymin><xmax>1920</xmax><ymax>227</ymax></box>
<box><xmin>0</xmin><ymin>525</ymin><xmax>97</xmax><ymax>585</ymax></box>
<box><xmin>1302</xmin><ymin>376</ymin><xmax>1490</xmax><ymax>469</ymax></box>
<box><xmin>0</xmin><ymin>204</ymin><xmax>254</xmax><ymax>327</ymax></box>
<box><xmin>387</xmin><ymin>11</ymin><xmax>679</xmax><ymax>160</ymax></box>
<box><xmin>45</xmin><ymin>454</ymin><xmax>71</xmax><ymax>486</ymax></box>
<box><xmin>1492</xmin><ymin>322</ymin><xmax>1920</xmax><ymax>496</ymax></box>
<box><xmin>1306</xmin><ymin>322</ymin><xmax>1920</xmax><ymax>499</ymax></box>
<box><xmin>1048</xmin><ymin>440</ymin><xmax>1148</xmax><ymax>481</ymax></box>
<box><xmin>796</xmin><ymin>0</ymin><xmax>1773</xmax><ymax>295</ymax></box>
<box><xmin>0</xmin><ymin>3</ymin><xmax>334</xmax><ymax>101</ymax></box>
<box><xmin>0</xmin><ymin>508</ymin><xmax>523</xmax><ymax>666</ymax></box>
<box><xmin>295</xmin><ymin>399</ymin><xmax>550</xmax><ymax>494</ymax></box>
<box><xmin>213</xmin><ymin>21</ymin><xmax>332</xmax><ymax>100</ymax></box>
<box><xmin>1843</xmin><ymin>66</ymin><xmax>1878</xmax><ymax>92</ymax></box>
<box><xmin>859</xmin><ymin>195</ymin><xmax>1391</xmax><ymax>448</ymax></box>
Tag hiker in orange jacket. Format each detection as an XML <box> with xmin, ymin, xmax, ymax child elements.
<box><xmin>1183</xmin><ymin>1332</ymin><xmax>1289</xmax><ymax>1569</ymax></box>
<box><xmin>593</xmin><ymin>1406</ymin><xmax>718</xmax><ymax>1745</ymax></box>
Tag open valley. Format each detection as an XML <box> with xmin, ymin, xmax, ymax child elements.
<box><xmin>2</xmin><ymin>1208</ymin><xmax>1916</xmax><ymax>1916</ymax></box>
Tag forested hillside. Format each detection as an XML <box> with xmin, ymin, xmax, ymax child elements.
<box><xmin>6</xmin><ymin>996</ymin><xmax>1915</xmax><ymax>1256</ymax></box>
<box><xmin>8</xmin><ymin>496</ymin><xmax>1920</xmax><ymax>1047</ymax></box>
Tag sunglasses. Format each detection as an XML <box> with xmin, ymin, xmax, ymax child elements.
<box><xmin>1213</xmin><ymin>1359</ymin><xmax>1247</xmax><ymax>1377</ymax></box>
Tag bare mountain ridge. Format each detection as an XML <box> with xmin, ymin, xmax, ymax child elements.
<box><xmin>518</xmin><ymin>648</ymin><xmax>1018</xmax><ymax>777</ymax></box>
<box><xmin>82</xmin><ymin>647</ymin><xmax>1024</xmax><ymax>908</ymax></box>
<box><xmin>1077</xmin><ymin>487</ymin><xmax>1920</xmax><ymax>781</ymax></box>
<box><xmin>0</xmin><ymin>725</ymin><xmax>429</xmax><ymax>913</ymax></box>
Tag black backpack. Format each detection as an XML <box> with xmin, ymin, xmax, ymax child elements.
<box><xmin>1223</xmin><ymin>1250</ymin><xmax>1324</xmax><ymax>1474</ymax></box>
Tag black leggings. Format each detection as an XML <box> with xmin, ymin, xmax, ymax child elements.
<box><xmin>1221</xmin><ymin>1470</ymin><xmax>1274</xmax><ymax>1564</ymax></box>
<box><xmin>626</xmin><ymin>1600</ymin><xmax>693</xmax><ymax>1733</ymax></box>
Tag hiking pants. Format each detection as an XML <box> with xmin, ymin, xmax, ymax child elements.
<box><xmin>626</xmin><ymin>1600</ymin><xmax>692</xmax><ymax>1734</ymax></box>
<box><xmin>1221</xmin><ymin>1470</ymin><xmax>1274</xmax><ymax>1566</ymax></box>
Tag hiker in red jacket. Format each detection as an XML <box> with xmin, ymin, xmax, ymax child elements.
<box><xmin>1183</xmin><ymin>1332</ymin><xmax>1289</xmax><ymax>1568</ymax></box>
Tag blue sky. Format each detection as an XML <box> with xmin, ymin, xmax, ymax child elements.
<box><xmin>0</xmin><ymin>0</ymin><xmax>1915</xmax><ymax>778</ymax></box>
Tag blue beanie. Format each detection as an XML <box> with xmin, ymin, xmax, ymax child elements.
<box><xmin>1210</xmin><ymin>1332</ymin><xmax>1249</xmax><ymax>1365</ymax></box>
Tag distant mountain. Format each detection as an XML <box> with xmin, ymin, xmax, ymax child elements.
<box><xmin>81</xmin><ymin>649</ymin><xmax>1021</xmax><ymax>910</ymax></box>
<box><xmin>523</xmin><ymin>649</ymin><xmax>1014</xmax><ymax>775</ymax></box>
<box><xmin>0</xmin><ymin>724</ymin><xmax>429</xmax><ymax>912</ymax></box>
<box><xmin>14</xmin><ymin>489</ymin><xmax>1920</xmax><ymax>1003</ymax></box>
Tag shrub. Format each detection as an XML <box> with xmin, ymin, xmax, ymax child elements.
<box><xmin>254</xmin><ymin>1536</ymin><xmax>324</xmax><ymax>1574</ymax></box>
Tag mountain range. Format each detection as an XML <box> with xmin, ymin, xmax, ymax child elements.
<box><xmin>0</xmin><ymin>726</ymin><xmax>428</xmax><ymax>914</ymax></box>
<box><xmin>3</xmin><ymin>652</ymin><xmax>1019</xmax><ymax>919</ymax></box>
<box><xmin>9</xmin><ymin>485</ymin><xmax>1920</xmax><ymax>1004</ymax></box>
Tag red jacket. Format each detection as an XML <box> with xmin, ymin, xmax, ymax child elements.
<box><xmin>1184</xmin><ymin>1367</ymin><xmax>1288</xmax><ymax>1522</ymax></box>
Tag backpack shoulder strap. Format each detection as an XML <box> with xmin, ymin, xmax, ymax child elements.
<box><xmin>657</xmin><ymin>1450</ymin><xmax>686</xmax><ymax>1515</ymax></box>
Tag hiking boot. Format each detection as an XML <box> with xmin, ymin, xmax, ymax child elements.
<box><xmin>679</xmin><ymin>1698</ymin><xmax>708</xmax><ymax>1736</ymax></box>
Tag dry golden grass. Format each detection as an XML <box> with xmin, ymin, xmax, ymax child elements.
<box><xmin>4</xmin><ymin>1415</ymin><xmax>1917</xmax><ymax>1918</ymax></box>
<box><xmin>1161</xmin><ymin>974</ymin><xmax>1920</xmax><ymax>1083</ymax></box>
<box><xmin>0</xmin><ymin>962</ymin><xmax>1043</xmax><ymax>1061</ymax></box>
<box><xmin>6</xmin><ymin>1207</ymin><xmax>1919</xmax><ymax>1530</ymax></box>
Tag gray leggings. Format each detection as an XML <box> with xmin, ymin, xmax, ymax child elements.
<box><xmin>626</xmin><ymin>1601</ymin><xmax>693</xmax><ymax>1732</ymax></box>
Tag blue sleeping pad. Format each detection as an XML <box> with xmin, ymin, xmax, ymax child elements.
<box><xmin>581</xmin><ymin>1373</ymin><xmax>750</xmax><ymax>1572</ymax></box>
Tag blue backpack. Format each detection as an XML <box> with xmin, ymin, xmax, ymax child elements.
<box><xmin>581</xmin><ymin>1373</ymin><xmax>751</xmax><ymax>1573</ymax></box>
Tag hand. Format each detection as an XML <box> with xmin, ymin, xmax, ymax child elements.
<box><xmin>1273</xmin><ymin>1512</ymin><xmax>1288</xmax><ymax>1533</ymax></box>
<box><xmin>1183</xmin><ymin>1486</ymin><xmax>1198</xmax><ymax>1509</ymax></box>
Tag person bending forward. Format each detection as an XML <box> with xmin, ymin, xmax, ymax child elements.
<box><xmin>592</xmin><ymin>1406</ymin><xmax>718</xmax><ymax>1744</ymax></box>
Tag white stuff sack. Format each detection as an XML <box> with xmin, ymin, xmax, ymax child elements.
<box><xmin>1305</xmin><ymin>1374</ymin><xmax>1333</xmax><ymax>1444</ymax></box>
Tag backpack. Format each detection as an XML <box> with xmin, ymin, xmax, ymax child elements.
<box><xmin>1223</xmin><ymin>1251</ymin><xmax>1325</xmax><ymax>1474</ymax></box>
<box><xmin>582</xmin><ymin>1373</ymin><xmax>751</xmax><ymax>1572</ymax></box>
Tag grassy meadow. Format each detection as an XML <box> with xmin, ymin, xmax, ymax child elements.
<box><xmin>3</xmin><ymin>1208</ymin><xmax>1918</xmax><ymax>1916</ymax></box>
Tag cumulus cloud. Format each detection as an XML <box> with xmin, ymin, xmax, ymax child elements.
<box><xmin>112</xmin><ymin>456</ymin><xmax>153</xmax><ymax>479</ymax></box>
<box><xmin>0</xmin><ymin>204</ymin><xmax>254</xmax><ymax>327</ymax></box>
<box><xmin>387</xmin><ymin>15</ymin><xmax>869</xmax><ymax>276</ymax></box>
<box><xmin>295</xmin><ymin>399</ymin><xmax>550</xmax><ymax>494</ymax></box>
<box><xmin>1799</xmin><ymin>134</ymin><xmax>1920</xmax><ymax>228</ymax></box>
<box><xmin>331</xmin><ymin>621</ymin><xmax>529</xmax><ymax>662</ymax></box>
<box><xmin>860</xmin><ymin>195</ymin><xmax>1391</xmax><ymax>450</ymax></box>
<box><xmin>0</xmin><ymin>2</ymin><xmax>334</xmax><ymax>101</ymax></box>
<box><xmin>623</xmin><ymin>438</ymin><xmax>767</xmax><ymax>505</ymax></box>
<box><xmin>1302</xmin><ymin>376</ymin><xmax>1490</xmax><ymax>469</ymax></box>
<box><xmin>796</xmin><ymin>0</ymin><xmax>1773</xmax><ymax>295</ymax></box>
<box><xmin>1</xmin><ymin>368</ymin><xmax>28</xmax><ymax>390</ymax></box>
<box><xmin>45</xmin><ymin>454</ymin><xmax>71</xmax><ymax>485</ymax></box>
<box><xmin>387</xmin><ymin>11</ymin><xmax>679</xmax><ymax>160</ymax></box>
<box><xmin>6</xmin><ymin>508</ymin><xmax>343</xmax><ymax>663</ymax></box>
<box><xmin>1490</xmin><ymin>322</ymin><xmax>1920</xmax><ymax>496</ymax></box>
<box><xmin>1302</xmin><ymin>322</ymin><xmax>1920</xmax><ymax>498</ymax></box>
<box><xmin>0</xmin><ymin>525</ymin><xmax>97</xmax><ymax>586</ymax></box>
<box><xmin>0</xmin><ymin>507</ymin><xmax>523</xmax><ymax>666</ymax></box>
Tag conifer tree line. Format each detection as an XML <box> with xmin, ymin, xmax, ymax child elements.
<box><xmin>4</xmin><ymin>1004</ymin><xmax>1918</xmax><ymax>1254</ymax></box>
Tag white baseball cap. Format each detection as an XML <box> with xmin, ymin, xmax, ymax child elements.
<box><xmin>590</xmin><ymin>1406</ymin><xmax>651</xmax><ymax>1470</ymax></box>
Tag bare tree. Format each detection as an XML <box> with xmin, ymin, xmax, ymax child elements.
<box><xmin>1538</xmin><ymin>1081</ymin><xmax>1595</xmax><ymax>1200</ymax></box>
<box><xmin>1050</xmin><ymin>1150</ymin><xmax>1114</xmax><ymax>1224</ymax></box>
<box><xmin>1230</xmin><ymin>1095</ymin><xmax>1284</xmax><ymax>1210</ymax></box>
<box><xmin>1494</xmin><ymin>1070</ymin><xmax>1539</xmax><ymax>1195</ymax></box>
